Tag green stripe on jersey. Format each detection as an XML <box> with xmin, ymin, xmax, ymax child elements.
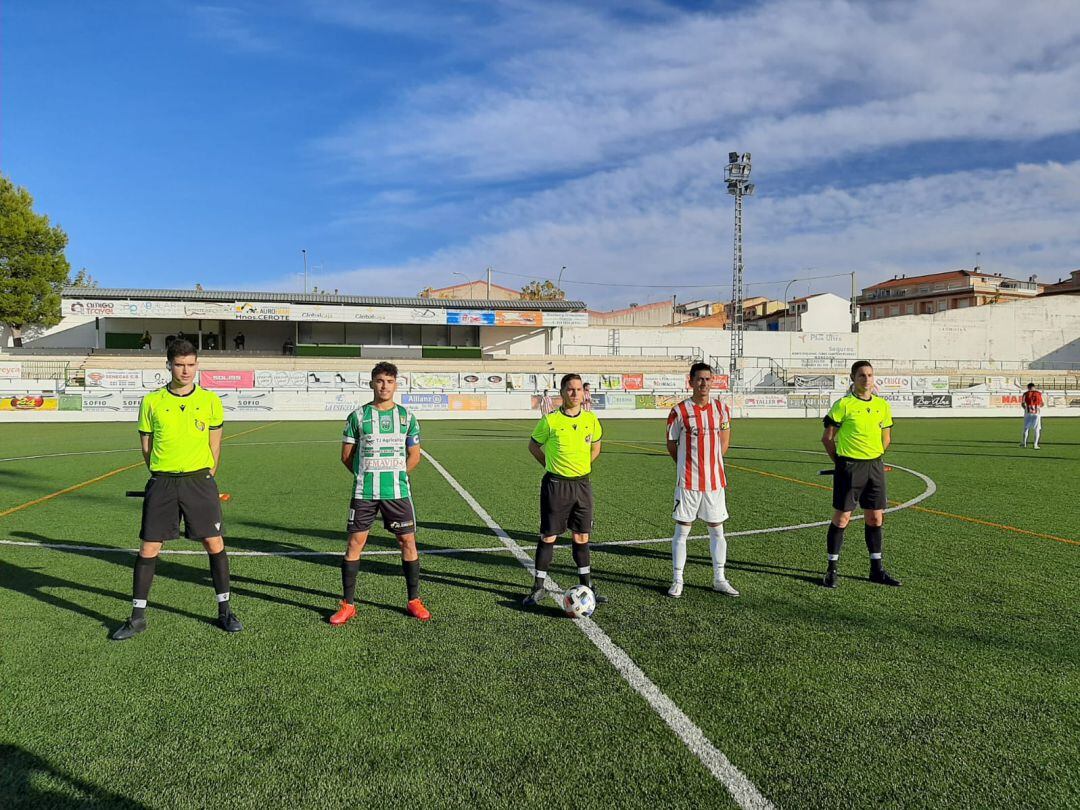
<box><xmin>348</xmin><ymin>402</ymin><xmax>416</xmax><ymax>500</ymax></box>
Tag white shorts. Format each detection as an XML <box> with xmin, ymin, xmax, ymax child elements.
<box><xmin>673</xmin><ymin>487</ymin><xmax>728</xmax><ymax>524</ymax></box>
<box><xmin>1023</xmin><ymin>413</ymin><xmax>1042</xmax><ymax>430</ymax></box>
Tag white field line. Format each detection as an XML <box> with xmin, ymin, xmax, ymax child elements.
<box><xmin>420</xmin><ymin>449</ymin><xmax>774</xmax><ymax>810</ymax></box>
<box><xmin>0</xmin><ymin>462</ymin><xmax>935</xmax><ymax>560</ymax></box>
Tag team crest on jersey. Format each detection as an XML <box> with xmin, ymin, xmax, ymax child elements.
<box><xmin>585</xmin><ymin>433</ymin><xmax>592</xmax><ymax>443</ymax></box>
<box><xmin>194</xmin><ymin>419</ymin><xmax>206</xmax><ymax>431</ymax></box>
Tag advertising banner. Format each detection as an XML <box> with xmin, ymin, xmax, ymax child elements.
<box><xmin>635</xmin><ymin>395</ymin><xmax>657</xmax><ymax>409</ymax></box>
<box><xmin>218</xmin><ymin>392</ymin><xmax>276</xmax><ymax>412</ymax></box>
<box><xmin>0</xmin><ymin>395</ymin><xmax>58</xmax><ymax>411</ymax></box>
<box><xmin>991</xmin><ymin>393</ymin><xmax>1023</xmax><ymax>408</ymax></box>
<box><xmin>85</xmin><ymin>369</ymin><xmax>144</xmax><ymax>389</ymax></box>
<box><xmin>82</xmin><ymin>391</ymin><xmax>143</xmax><ymax>412</ymax></box>
<box><xmin>642</xmin><ymin>373</ymin><xmax>688</xmax><ymax>391</ymax></box>
<box><xmin>507</xmin><ymin>373</ymin><xmax>541</xmax><ymax>392</ymax></box>
<box><xmin>598</xmin><ymin>374</ymin><xmax>623</xmax><ymax>390</ymax></box>
<box><xmin>305</xmin><ymin>371</ymin><xmax>361</xmax><ymax>389</ymax></box>
<box><xmin>621</xmin><ymin>373</ymin><xmax>644</xmax><ymax>391</ymax></box>
<box><xmin>604</xmin><ymin>393</ymin><xmax>636</xmax><ymax>410</ymax></box>
<box><xmin>881</xmin><ymin>392</ymin><xmax>914</xmax><ymax>408</ymax></box>
<box><xmin>712</xmin><ymin>375</ymin><xmax>731</xmax><ymax>392</ymax></box>
<box><xmin>459</xmin><ymin>372</ymin><xmax>507</xmax><ymax>390</ymax></box>
<box><xmin>141</xmin><ymin>370</ymin><xmax>170</xmax><ymax>389</ymax></box>
<box><xmin>875</xmin><ymin>375</ymin><xmax>911</xmax><ymax>391</ymax></box>
<box><xmin>794</xmin><ymin>374</ymin><xmax>835</xmax><ymax>389</ymax></box>
<box><xmin>446</xmin><ymin>310</ymin><xmax>495</xmax><ymax>325</ymax></box>
<box><xmin>200</xmin><ymin>370</ymin><xmax>256</xmax><ymax>390</ymax></box>
<box><xmin>323</xmin><ymin>393</ymin><xmax>363</xmax><ymax>414</ymax></box>
<box><xmin>541</xmin><ymin>312</ymin><xmax>589</xmax><ymax>327</ymax></box>
<box><xmin>744</xmin><ymin>394</ymin><xmax>787</xmax><ymax>408</ymax></box>
<box><xmin>0</xmin><ymin>362</ymin><xmax>21</xmax><ymax>379</ymax></box>
<box><xmin>655</xmin><ymin>394</ymin><xmax>684</xmax><ymax>409</ymax></box>
<box><xmin>914</xmin><ymin>393</ymin><xmax>953</xmax><ymax>409</ymax></box>
<box><xmin>449</xmin><ymin>394</ymin><xmax>488</xmax><ymax>411</ymax></box>
<box><xmin>788</xmin><ymin>392</ymin><xmax>833</xmax><ymax>409</ymax></box>
<box><xmin>255</xmin><ymin>370</ymin><xmax>308</xmax><ymax>390</ymax></box>
<box><xmin>231</xmin><ymin>303</ymin><xmax>291</xmax><ymax>321</ymax></box>
<box><xmin>952</xmin><ymin>392</ymin><xmax>990</xmax><ymax>408</ymax></box>
<box><xmin>59</xmin><ymin>394</ymin><xmax>84</xmax><ymax>411</ymax></box>
<box><xmin>531</xmin><ymin>394</ymin><xmax>558</xmax><ymax>412</ymax></box>
<box><xmin>495</xmin><ymin>311</ymin><xmax>542</xmax><ymax>327</ymax></box>
<box><xmin>1068</xmin><ymin>396</ymin><xmax>1080</xmax><ymax>408</ymax></box>
<box><xmin>401</xmin><ymin>393</ymin><xmax>450</xmax><ymax>411</ymax></box>
<box><xmin>910</xmin><ymin>375</ymin><xmax>950</xmax><ymax>392</ymax></box>
<box><xmin>412</xmin><ymin>373</ymin><xmax>458</xmax><ymax>390</ymax></box>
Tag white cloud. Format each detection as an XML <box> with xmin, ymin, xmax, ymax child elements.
<box><xmin>319</xmin><ymin>0</ymin><xmax>1080</xmax><ymax>182</ymax></box>
<box><xmin>292</xmin><ymin>1</ymin><xmax>1080</xmax><ymax>307</ymax></box>
<box><xmin>264</xmin><ymin>160</ymin><xmax>1080</xmax><ymax>307</ymax></box>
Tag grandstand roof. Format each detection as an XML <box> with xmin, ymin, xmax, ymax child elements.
<box><xmin>62</xmin><ymin>287</ymin><xmax>586</xmax><ymax>311</ymax></box>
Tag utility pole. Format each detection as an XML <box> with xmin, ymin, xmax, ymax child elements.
<box><xmin>302</xmin><ymin>249</ymin><xmax>308</xmax><ymax>294</ymax></box>
<box><xmin>486</xmin><ymin>266</ymin><xmax>492</xmax><ymax>299</ymax></box>
<box><xmin>851</xmin><ymin>270</ymin><xmax>858</xmax><ymax>331</ymax></box>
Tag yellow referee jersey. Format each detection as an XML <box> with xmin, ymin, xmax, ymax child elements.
<box><xmin>138</xmin><ymin>385</ymin><xmax>223</xmax><ymax>472</ymax></box>
<box><xmin>825</xmin><ymin>393</ymin><xmax>893</xmax><ymax>459</ymax></box>
<box><xmin>530</xmin><ymin>408</ymin><xmax>603</xmax><ymax>478</ymax></box>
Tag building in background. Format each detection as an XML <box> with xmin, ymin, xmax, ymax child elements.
<box><xmin>858</xmin><ymin>269</ymin><xmax>1043</xmax><ymax>320</ymax></box>
<box><xmin>589</xmin><ymin>300</ymin><xmax>694</xmax><ymax>327</ymax></box>
<box><xmin>748</xmin><ymin>293</ymin><xmax>852</xmax><ymax>332</ymax></box>
<box><xmin>419</xmin><ymin>280</ymin><xmax>523</xmax><ymax>301</ymax></box>
<box><xmin>1039</xmin><ymin>269</ymin><xmax>1080</xmax><ymax>297</ymax></box>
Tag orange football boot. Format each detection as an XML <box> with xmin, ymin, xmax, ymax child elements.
<box><xmin>406</xmin><ymin>598</ymin><xmax>431</xmax><ymax>622</ymax></box>
<box><xmin>329</xmin><ymin>601</ymin><xmax>357</xmax><ymax>626</ymax></box>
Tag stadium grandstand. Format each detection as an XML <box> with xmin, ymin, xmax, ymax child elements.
<box><xmin>1</xmin><ymin>285</ymin><xmax>1078</xmax><ymax>422</ymax></box>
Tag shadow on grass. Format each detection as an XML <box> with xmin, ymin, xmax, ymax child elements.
<box><xmin>0</xmin><ymin>744</ymin><xmax>148</xmax><ymax>809</ymax></box>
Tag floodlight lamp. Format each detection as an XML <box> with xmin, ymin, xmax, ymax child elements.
<box><xmin>745</xmin><ymin>183</ymin><xmax>755</xmax><ymax>195</ymax></box>
<box><xmin>743</xmin><ymin>152</ymin><xmax>752</xmax><ymax>163</ymax></box>
<box><xmin>728</xmin><ymin>151</ymin><xmax>740</xmax><ymax>163</ymax></box>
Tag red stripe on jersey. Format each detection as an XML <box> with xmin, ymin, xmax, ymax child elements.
<box><xmin>694</xmin><ymin>404</ymin><xmax>706</xmax><ymax>491</ymax></box>
<box><xmin>716</xmin><ymin>401</ymin><xmax>727</xmax><ymax>489</ymax></box>
<box><xmin>679</xmin><ymin>401</ymin><xmax>693</xmax><ymax>489</ymax></box>
<box><xmin>705</xmin><ymin>400</ymin><xmax>717</xmax><ymax>490</ymax></box>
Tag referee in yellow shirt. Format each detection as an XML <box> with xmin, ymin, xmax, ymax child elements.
<box><xmin>111</xmin><ymin>339</ymin><xmax>242</xmax><ymax>640</ymax></box>
<box><xmin>820</xmin><ymin>360</ymin><xmax>902</xmax><ymax>589</ymax></box>
<box><xmin>523</xmin><ymin>373</ymin><xmax>606</xmax><ymax>607</ymax></box>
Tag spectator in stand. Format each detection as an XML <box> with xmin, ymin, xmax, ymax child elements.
<box><xmin>140</xmin><ymin>330</ymin><xmax>152</xmax><ymax>350</ymax></box>
<box><xmin>233</xmin><ymin>332</ymin><xmax>245</xmax><ymax>351</ymax></box>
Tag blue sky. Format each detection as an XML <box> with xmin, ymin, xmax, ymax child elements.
<box><xmin>4</xmin><ymin>0</ymin><xmax>1080</xmax><ymax>308</ymax></box>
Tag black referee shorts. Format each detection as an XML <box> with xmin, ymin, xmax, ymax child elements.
<box><xmin>140</xmin><ymin>469</ymin><xmax>223</xmax><ymax>541</ymax></box>
<box><xmin>832</xmin><ymin>456</ymin><xmax>887</xmax><ymax>512</ymax></box>
<box><xmin>540</xmin><ymin>473</ymin><xmax>593</xmax><ymax>537</ymax></box>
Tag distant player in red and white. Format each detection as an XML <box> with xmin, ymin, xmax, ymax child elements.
<box><xmin>1021</xmin><ymin>382</ymin><xmax>1044</xmax><ymax>449</ymax></box>
<box><xmin>665</xmin><ymin>362</ymin><xmax>737</xmax><ymax>598</ymax></box>
<box><xmin>582</xmin><ymin>382</ymin><xmax>593</xmax><ymax>411</ymax></box>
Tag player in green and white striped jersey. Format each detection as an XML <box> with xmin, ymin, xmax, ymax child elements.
<box><xmin>330</xmin><ymin>362</ymin><xmax>430</xmax><ymax>625</ymax></box>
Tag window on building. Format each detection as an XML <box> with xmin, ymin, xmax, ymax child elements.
<box><xmin>906</xmin><ymin>303</ymin><xmax>915</xmax><ymax>314</ymax></box>
<box><xmin>934</xmin><ymin>283</ymin><xmax>945</xmax><ymax>290</ymax></box>
<box><xmin>957</xmin><ymin>299</ymin><xmax>969</xmax><ymax>308</ymax></box>
<box><xmin>890</xmin><ymin>305</ymin><xmax>900</xmax><ymax>316</ymax></box>
<box><xmin>876</xmin><ymin>306</ymin><xmax>885</xmax><ymax>317</ymax></box>
<box><xmin>937</xmin><ymin>300</ymin><xmax>947</xmax><ymax>311</ymax></box>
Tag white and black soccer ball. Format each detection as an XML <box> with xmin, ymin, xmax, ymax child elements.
<box><xmin>562</xmin><ymin>585</ymin><xmax>596</xmax><ymax>619</ymax></box>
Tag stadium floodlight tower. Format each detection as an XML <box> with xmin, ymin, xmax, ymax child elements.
<box><xmin>725</xmin><ymin>151</ymin><xmax>754</xmax><ymax>392</ymax></box>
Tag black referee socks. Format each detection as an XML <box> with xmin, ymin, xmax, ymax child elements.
<box><xmin>131</xmin><ymin>555</ymin><xmax>157</xmax><ymax>619</ymax></box>
<box><xmin>533</xmin><ymin>540</ymin><xmax>555</xmax><ymax>590</ymax></box>
<box><xmin>572</xmin><ymin>542</ymin><xmax>592</xmax><ymax>587</ymax></box>
<box><xmin>208</xmin><ymin>550</ymin><xmax>232</xmax><ymax>616</ymax></box>
<box><xmin>826</xmin><ymin>523</ymin><xmax>845</xmax><ymax>569</ymax></box>
<box><xmin>402</xmin><ymin>558</ymin><xmax>420</xmax><ymax>601</ymax></box>
<box><xmin>865</xmin><ymin>525</ymin><xmax>884</xmax><ymax>574</ymax></box>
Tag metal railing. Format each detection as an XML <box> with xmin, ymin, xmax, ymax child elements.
<box><xmin>561</xmin><ymin>344</ymin><xmax>703</xmax><ymax>361</ymax></box>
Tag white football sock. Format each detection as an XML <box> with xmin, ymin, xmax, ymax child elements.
<box><xmin>708</xmin><ymin>524</ymin><xmax>727</xmax><ymax>581</ymax></box>
<box><xmin>671</xmin><ymin>523</ymin><xmax>691</xmax><ymax>583</ymax></box>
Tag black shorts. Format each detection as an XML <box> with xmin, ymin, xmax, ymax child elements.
<box><xmin>140</xmin><ymin>469</ymin><xmax>223</xmax><ymax>541</ymax></box>
<box><xmin>347</xmin><ymin>498</ymin><xmax>416</xmax><ymax>536</ymax></box>
<box><xmin>540</xmin><ymin>473</ymin><xmax>593</xmax><ymax>537</ymax></box>
<box><xmin>832</xmin><ymin>456</ymin><xmax>887</xmax><ymax>512</ymax></box>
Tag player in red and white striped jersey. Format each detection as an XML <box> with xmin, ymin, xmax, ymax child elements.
<box><xmin>665</xmin><ymin>362</ymin><xmax>737</xmax><ymax>598</ymax></box>
<box><xmin>1021</xmin><ymin>383</ymin><xmax>1044</xmax><ymax>449</ymax></box>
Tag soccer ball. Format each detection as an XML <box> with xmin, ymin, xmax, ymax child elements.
<box><xmin>562</xmin><ymin>585</ymin><xmax>596</xmax><ymax>619</ymax></box>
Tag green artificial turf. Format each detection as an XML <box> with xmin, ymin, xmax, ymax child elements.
<box><xmin>0</xmin><ymin>417</ymin><xmax>1077</xmax><ymax>808</ymax></box>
